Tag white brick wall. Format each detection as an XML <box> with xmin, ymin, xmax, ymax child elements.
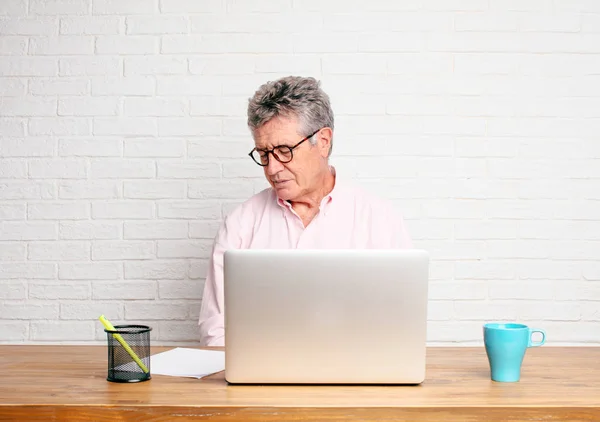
<box><xmin>1</xmin><ymin>0</ymin><xmax>599</xmax><ymax>345</ymax></box>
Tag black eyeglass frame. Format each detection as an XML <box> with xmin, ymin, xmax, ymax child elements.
<box><xmin>248</xmin><ymin>128</ymin><xmax>322</xmax><ymax>167</ymax></box>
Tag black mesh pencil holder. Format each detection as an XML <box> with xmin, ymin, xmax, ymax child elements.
<box><xmin>104</xmin><ymin>325</ymin><xmax>152</xmax><ymax>383</ymax></box>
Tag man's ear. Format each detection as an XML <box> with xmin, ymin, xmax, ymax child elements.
<box><xmin>317</xmin><ymin>127</ymin><xmax>333</xmax><ymax>158</ymax></box>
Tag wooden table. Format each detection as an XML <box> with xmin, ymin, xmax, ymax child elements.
<box><xmin>1</xmin><ymin>346</ymin><xmax>598</xmax><ymax>421</ymax></box>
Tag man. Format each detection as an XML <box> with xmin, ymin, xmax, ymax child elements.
<box><xmin>198</xmin><ymin>76</ymin><xmax>412</xmax><ymax>346</ymax></box>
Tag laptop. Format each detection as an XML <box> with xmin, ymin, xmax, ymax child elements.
<box><xmin>223</xmin><ymin>248</ymin><xmax>429</xmax><ymax>385</ymax></box>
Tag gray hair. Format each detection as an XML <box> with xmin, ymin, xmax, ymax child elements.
<box><xmin>247</xmin><ymin>76</ymin><xmax>335</xmax><ymax>156</ymax></box>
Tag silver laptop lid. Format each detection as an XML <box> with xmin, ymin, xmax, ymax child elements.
<box><xmin>224</xmin><ymin>249</ymin><xmax>429</xmax><ymax>384</ymax></box>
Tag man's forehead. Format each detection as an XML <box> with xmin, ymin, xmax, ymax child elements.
<box><xmin>254</xmin><ymin>129</ymin><xmax>301</xmax><ymax>149</ymax></box>
<box><xmin>254</xmin><ymin>115</ymin><xmax>301</xmax><ymax>140</ymax></box>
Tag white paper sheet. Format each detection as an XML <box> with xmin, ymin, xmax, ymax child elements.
<box><xmin>150</xmin><ymin>347</ymin><xmax>225</xmax><ymax>379</ymax></box>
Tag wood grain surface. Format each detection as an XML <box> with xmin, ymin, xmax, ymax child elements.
<box><xmin>1</xmin><ymin>345</ymin><xmax>598</xmax><ymax>421</ymax></box>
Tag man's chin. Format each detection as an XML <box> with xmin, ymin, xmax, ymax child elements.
<box><xmin>273</xmin><ymin>186</ymin><xmax>296</xmax><ymax>201</ymax></box>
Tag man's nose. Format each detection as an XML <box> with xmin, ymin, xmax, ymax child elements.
<box><xmin>265</xmin><ymin>153</ymin><xmax>284</xmax><ymax>175</ymax></box>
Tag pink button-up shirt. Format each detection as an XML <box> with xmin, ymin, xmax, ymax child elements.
<box><xmin>198</xmin><ymin>174</ymin><xmax>413</xmax><ymax>346</ymax></box>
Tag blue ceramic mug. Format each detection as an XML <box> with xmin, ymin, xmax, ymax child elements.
<box><xmin>483</xmin><ymin>323</ymin><xmax>546</xmax><ymax>382</ymax></box>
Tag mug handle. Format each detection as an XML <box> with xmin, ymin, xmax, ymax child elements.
<box><xmin>528</xmin><ymin>328</ymin><xmax>546</xmax><ymax>347</ymax></box>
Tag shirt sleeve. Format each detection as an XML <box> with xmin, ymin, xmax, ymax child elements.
<box><xmin>369</xmin><ymin>198</ymin><xmax>414</xmax><ymax>249</ymax></box>
<box><xmin>391</xmin><ymin>210</ymin><xmax>413</xmax><ymax>249</ymax></box>
<box><xmin>198</xmin><ymin>213</ymin><xmax>242</xmax><ymax>347</ymax></box>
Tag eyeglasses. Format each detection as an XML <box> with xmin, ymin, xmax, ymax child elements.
<box><xmin>248</xmin><ymin>128</ymin><xmax>321</xmax><ymax>167</ymax></box>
